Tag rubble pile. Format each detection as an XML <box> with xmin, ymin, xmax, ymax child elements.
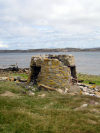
<box><xmin>78</xmin><ymin>83</ymin><xmax>100</xmax><ymax>98</ymax></box>
<box><xmin>0</xmin><ymin>76</ymin><xmax>27</xmax><ymax>82</ymax></box>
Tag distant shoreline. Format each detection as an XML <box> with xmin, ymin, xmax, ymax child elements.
<box><xmin>0</xmin><ymin>48</ymin><xmax>100</xmax><ymax>53</ymax></box>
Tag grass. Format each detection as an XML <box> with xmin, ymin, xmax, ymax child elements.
<box><xmin>0</xmin><ymin>81</ymin><xmax>23</xmax><ymax>94</ymax></box>
<box><xmin>0</xmin><ymin>81</ymin><xmax>100</xmax><ymax>133</ymax></box>
<box><xmin>10</xmin><ymin>73</ymin><xmax>28</xmax><ymax>80</ymax></box>
<box><xmin>0</xmin><ymin>71</ymin><xmax>28</xmax><ymax>80</ymax></box>
<box><xmin>77</xmin><ymin>73</ymin><xmax>100</xmax><ymax>85</ymax></box>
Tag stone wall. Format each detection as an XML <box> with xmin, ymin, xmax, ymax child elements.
<box><xmin>48</xmin><ymin>54</ymin><xmax>75</xmax><ymax>66</ymax></box>
<box><xmin>28</xmin><ymin>55</ymin><xmax>77</xmax><ymax>90</ymax></box>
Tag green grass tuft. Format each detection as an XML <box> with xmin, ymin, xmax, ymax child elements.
<box><xmin>11</xmin><ymin>73</ymin><xmax>28</xmax><ymax>79</ymax></box>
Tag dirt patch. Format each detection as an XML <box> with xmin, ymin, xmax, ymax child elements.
<box><xmin>0</xmin><ymin>91</ymin><xmax>19</xmax><ymax>97</ymax></box>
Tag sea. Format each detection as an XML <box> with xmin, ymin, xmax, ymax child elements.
<box><xmin>0</xmin><ymin>52</ymin><xmax>100</xmax><ymax>75</ymax></box>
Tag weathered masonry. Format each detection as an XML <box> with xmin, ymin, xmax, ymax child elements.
<box><xmin>28</xmin><ymin>55</ymin><xmax>77</xmax><ymax>90</ymax></box>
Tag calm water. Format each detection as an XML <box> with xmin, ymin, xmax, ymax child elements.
<box><xmin>0</xmin><ymin>52</ymin><xmax>100</xmax><ymax>75</ymax></box>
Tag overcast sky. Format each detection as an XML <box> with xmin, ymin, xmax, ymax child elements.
<box><xmin>0</xmin><ymin>0</ymin><xmax>100</xmax><ymax>49</ymax></box>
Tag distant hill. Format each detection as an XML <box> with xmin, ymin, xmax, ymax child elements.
<box><xmin>0</xmin><ymin>48</ymin><xmax>100</xmax><ymax>53</ymax></box>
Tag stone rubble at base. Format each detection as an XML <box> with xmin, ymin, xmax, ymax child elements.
<box><xmin>78</xmin><ymin>83</ymin><xmax>100</xmax><ymax>98</ymax></box>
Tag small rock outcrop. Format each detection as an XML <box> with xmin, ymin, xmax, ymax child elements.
<box><xmin>28</xmin><ymin>54</ymin><xmax>77</xmax><ymax>91</ymax></box>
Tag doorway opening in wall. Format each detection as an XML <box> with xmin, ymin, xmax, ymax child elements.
<box><xmin>70</xmin><ymin>66</ymin><xmax>77</xmax><ymax>79</ymax></box>
<box><xmin>32</xmin><ymin>66</ymin><xmax>41</xmax><ymax>84</ymax></box>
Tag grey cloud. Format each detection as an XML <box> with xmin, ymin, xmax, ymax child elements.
<box><xmin>0</xmin><ymin>0</ymin><xmax>100</xmax><ymax>49</ymax></box>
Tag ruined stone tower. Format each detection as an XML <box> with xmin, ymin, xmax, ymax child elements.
<box><xmin>28</xmin><ymin>54</ymin><xmax>77</xmax><ymax>90</ymax></box>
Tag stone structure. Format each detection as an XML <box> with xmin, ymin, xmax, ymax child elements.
<box><xmin>28</xmin><ymin>54</ymin><xmax>77</xmax><ymax>90</ymax></box>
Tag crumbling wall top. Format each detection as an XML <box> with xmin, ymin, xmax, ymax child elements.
<box><xmin>30</xmin><ymin>54</ymin><xmax>75</xmax><ymax>67</ymax></box>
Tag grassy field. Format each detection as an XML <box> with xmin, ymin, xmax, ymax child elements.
<box><xmin>0</xmin><ymin>80</ymin><xmax>100</xmax><ymax>133</ymax></box>
<box><xmin>77</xmin><ymin>73</ymin><xmax>100</xmax><ymax>85</ymax></box>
